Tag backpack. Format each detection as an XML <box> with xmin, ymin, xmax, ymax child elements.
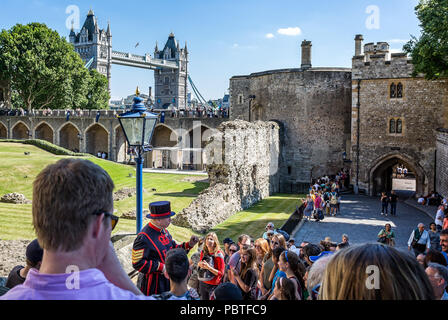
<box><xmin>274</xmin><ymin>228</ymin><xmax>290</xmax><ymax>242</ymax></box>
<box><xmin>330</xmin><ymin>193</ymin><xmax>338</xmax><ymax>205</ymax></box>
<box><xmin>317</xmin><ymin>209</ymin><xmax>324</xmax><ymax>220</ymax></box>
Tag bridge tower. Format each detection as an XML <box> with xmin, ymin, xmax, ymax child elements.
<box><xmin>69</xmin><ymin>9</ymin><xmax>112</xmax><ymax>92</ymax></box>
<box><xmin>153</xmin><ymin>33</ymin><xmax>188</xmax><ymax>110</ymax></box>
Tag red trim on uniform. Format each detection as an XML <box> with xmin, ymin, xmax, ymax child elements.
<box><xmin>148</xmin><ymin>222</ymin><xmax>162</xmax><ymax>232</ymax></box>
<box><xmin>158</xmin><ymin>262</ymin><xmax>164</xmax><ymax>273</ymax></box>
<box><xmin>146</xmin><ymin>274</ymin><xmax>153</xmax><ymax>296</ymax></box>
<box><xmin>138</xmin><ymin>260</ymin><xmax>147</xmax><ymax>273</ymax></box>
<box><xmin>140</xmin><ymin>231</ymin><xmax>165</xmax><ymax>263</ymax></box>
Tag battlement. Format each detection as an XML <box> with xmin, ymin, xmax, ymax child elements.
<box><xmin>352</xmin><ymin>35</ymin><xmax>414</xmax><ymax>79</ymax></box>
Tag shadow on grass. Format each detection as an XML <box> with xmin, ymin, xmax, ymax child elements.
<box><xmin>153</xmin><ymin>181</ymin><xmax>209</xmax><ymax>198</ymax></box>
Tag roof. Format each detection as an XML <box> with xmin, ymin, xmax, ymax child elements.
<box><xmin>159</xmin><ymin>34</ymin><xmax>178</xmax><ymax>59</ymax></box>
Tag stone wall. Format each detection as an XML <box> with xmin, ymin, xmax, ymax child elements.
<box><xmin>171</xmin><ymin>120</ymin><xmax>280</xmax><ymax>233</ymax></box>
<box><xmin>229</xmin><ymin>68</ymin><xmax>352</xmax><ymax>193</ymax></box>
<box><xmin>350</xmin><ymin>40</ymin><xmax>448</xmax><ymax>196</ymax></box>
<box><xmin>436</xmin><ymin>129</ymin><xmax>448</xmax><ymax>198</ymax></box>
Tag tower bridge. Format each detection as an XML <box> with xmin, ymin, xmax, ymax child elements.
<box><xmin>69</xmin><ymin>9</ymin><xmax>188</xmax><ymax>110</ymax></box>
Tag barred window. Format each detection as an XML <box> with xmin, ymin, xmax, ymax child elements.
<box><xmin>389</xmin><ymin>119</ymin><xmax>396</xmax><ymax>133</ymax></box>
<box><xmin>396</xmin><ymin>119</ymin><xmax>402</xmax><ymax>133</ymax></box>
<box><xmin>397</xmin><ymin>83</ymin><xmax>403</xmax><ymax>98</ymax></box>
<box><xmin>390</xmin><ymin>83</ymin><xmax>397</xmax><ymax>98</ymax></box>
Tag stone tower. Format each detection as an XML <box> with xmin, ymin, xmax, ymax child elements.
<box><xmin>69</xmin><ymin>10</ymin><xmax>112</xmax><ymax>92</ymax></box>
<box><xmin>153</xmin><ymin>33</ymin><xmax>188</xmax><ymax>110</ymax></box>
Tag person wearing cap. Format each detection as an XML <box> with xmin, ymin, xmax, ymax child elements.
<box><xmin>5</xmin><ymin>239</ymin><xmax>43</xmax><ymax>289</ymax></box>
<box><xmin>222</xmin><ymin>237</ymin><xmax>234</xmax><ymax>265</ymax></box>
<box><xmin>132</xmin><ymin>201</ymin><xmax>199</xmax><ymax>296</ymax></box>
<box><xmin>309</xmin><ymin>251</ymin><xmax>334</xmax><ymax>264</ymax></box>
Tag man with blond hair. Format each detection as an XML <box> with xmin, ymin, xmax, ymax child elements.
<box><xmin>1</xmin><ymin>159</ymin><xmax>148</xmax><ymax>300</ymax></box>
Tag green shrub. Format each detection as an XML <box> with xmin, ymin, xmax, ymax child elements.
<box><xmin>0</xmin><ymin>139</ymin><xmax>91</xmax><ymax>157</ymax></box>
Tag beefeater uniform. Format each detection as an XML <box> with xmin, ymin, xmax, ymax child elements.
<box><xmin>132</xmin><ymin>201</ymin><xmax>192</xmax><ymax>296</ymax></box>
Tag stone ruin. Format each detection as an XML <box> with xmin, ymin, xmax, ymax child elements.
<box><xmin>171</xmin><ymin>120</ymin><xmax>280</xmax><ymax>233</ymax></box>
<box><xmin>0</xmin><ymin>193</ymin><xmax>32</xmax><ymax>204</ymax></box>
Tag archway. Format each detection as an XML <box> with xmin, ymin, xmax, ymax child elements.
<box><xmin>182</xmin><ymin>125</ymin><xmax>213</xmax><ymax>170</ymax></box>
<box><xmin>150</xmin><ymin>124</ymin><xmax>179</xmax><ymax>169</ymax></box>
<box><xmin>115</xmin><ymin>125</ymin><xmax>127</xmax><ymax>163</ymax></box>
<box><xmin>0</xmin><ymin>122</ymin><xmax>7</xmax><ymax>138</ymax></box>
<box><xmin>34</xmin><ymin>122</ymin><xmax>54</xmax><ymax>143</ymax></box>
<box><xmin>370</xmin><ymin>154</ymin><xmax>426</xmax><ymax>197</ymax></box>
<box><xmin>59</xmin><ymin>123</ymin><xmax>80</xmax><ymax>152</ymax></box>
<box><xmin>12</xmin><ymin>122</ymin><xmax>30</xmax><ymax>140</ymax></box>
<box><xmin>86</xmin><ymin>123</ymin><xmax>109</xmax><ymax>158</ymax></box>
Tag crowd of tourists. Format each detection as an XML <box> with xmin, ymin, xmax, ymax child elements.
<box><xmin>163</xmin><ymin>106</ymin><xmax>229</xmax><ymax>119</ymax></box>
<box><xmin>1</xmin><ymin>159</ymin><xmax>448</xmax><ymax>301</ymax></box>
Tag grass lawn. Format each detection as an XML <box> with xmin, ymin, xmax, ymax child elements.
<box><xmin>0</xmin><ymin>142</ymin><xmax>304</xmax><ymax>244</ymax></box>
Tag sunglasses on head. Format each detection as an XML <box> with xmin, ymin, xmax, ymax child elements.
<box><xmin>92</xmin><ymin>211</ymin><xmax>119</xmax><ymax>231</ymax></box>
<box><xmin>229</xmin><ymin>248</ymin><xmax>237</xmax><ymax>253</ymax></box>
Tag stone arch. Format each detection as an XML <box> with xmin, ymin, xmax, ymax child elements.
<box><xmin>34</xmin><ymin>121</ymin><xmax>54</xmax><ymax>143</ymax></box>
<box><xmin>12</xmin><ymin>121</ymin><xmax>30</xmax><ymax>140</ymax></box>
<box><xmin>114</xmin><ymin>124</ymin><xmax>127</xmax><ymax>163</ymax></box>
<box><xmin>85</xmin><ymin>123</ymin><xmax>109</xmax><ymax>158</ymax></box>
<box><xmin>148</xmin><ymin>124</ymin><xmax>179</xmax><ymax>169</ymax></box>
<box><xmin>59</xmin><ymin>122</ymin><xmax>80</xmax><ymax>152</ymax></box>
<box><xmin>0</xmin><ymin>121</ymin><xmax>7</xmax><ymax>139</ymax></box>
<box><xmin>182</xmin><ymin>124</ymin><xmax>214</xmax><ymax>170</ymax></box>
<box><xmin>184</xmin><ymin>124</ymin><xmax>213</xmax><ymax>149</ymax></box>
<box><xmin>369</xmin><ymin>152</ymin><xmax>427</xmax><ymax>197</ymax></box>
<box><xmin>153</xmin><ymin>124</ymin><xmax>178</xmax><ymax>148</ymax></box>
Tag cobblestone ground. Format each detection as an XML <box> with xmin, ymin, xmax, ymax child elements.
<box><xmin>293</xmin><ymin>194</ymin><xmax>433</xmax><ymax>252</ymax></box>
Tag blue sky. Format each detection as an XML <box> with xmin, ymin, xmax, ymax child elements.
<box><xmin>0</xmin><ymin>0</ymin><xmax>421</xmax><ymax>100</ymax></box>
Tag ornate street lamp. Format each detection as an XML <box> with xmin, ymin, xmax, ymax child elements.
<box><xmin>117</xmin><ymin>87</ymin><xmax>159</xmax><ymax>233</ymax></box>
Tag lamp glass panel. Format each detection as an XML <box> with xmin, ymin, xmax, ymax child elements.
<box><xmin>143</xmin><ymin>118</ymin><xmax>157</xmax><ymax>146</ymax></box>
<box><xmin>120</xmin><ymin>117</ymin><xmax>145</xmax><ymax>145</ymax></box>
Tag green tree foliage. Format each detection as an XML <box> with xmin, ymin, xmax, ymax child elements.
<box><xmin>0</xmin><ymin>23</ymin><xmax>109</xmax><ymax>111</ymax></box>
<box><xmin>85</xmin><ymin>69</ymin><xmax>110</xmax><ymax>110</ymax></box>
<box><xmin>404</xmin><ymin>0</ymin><xmax>448</xmax><ymax>79</ymax></box>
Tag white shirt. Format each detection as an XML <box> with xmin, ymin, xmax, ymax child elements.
<box><xmin>407</xmin><ymin>229</ymin><xmax>431</xmax><ymax>249</ymax></box>
<box><xmin>436</xmin><ymin>209</ymin><xmax>444</xmax><ymax>227</ymax></box>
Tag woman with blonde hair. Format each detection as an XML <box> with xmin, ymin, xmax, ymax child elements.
<box><xmin>197</xmin><ymin>232</ymin><xmax>225</xmax><ymax>300</ymax></box>
<box><xmin>319</xmin><ymin>243</ymin><xmax>434</xmax><ymax>300</ymax></box>
<box><xmin>254</xmin><ymin>238</ymin><xmax>269</xmax><ymax>272</ymax></box>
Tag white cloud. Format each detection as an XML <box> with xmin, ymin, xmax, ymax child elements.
<box><xmin>232</xmin><ymin>43</ymin><xmax>239</xmax><ymax>48</ymax></box>
<box><xmin>265</xmin><ymin>33</ymin><xmax>275</xmax><ymax>39</ymax></box>
<box><xmin>277</xmin><ymin>27</ymin><xmax>302</xmax><ymax>36</ymax></box>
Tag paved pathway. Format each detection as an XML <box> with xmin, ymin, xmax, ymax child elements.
<box><xmin>293</xmin><ymin>194</ymin><xmax>433</xmax><ymax>251</ymax></box>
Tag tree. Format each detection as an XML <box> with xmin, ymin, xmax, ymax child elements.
<box><xmin>85</xmin><ymin>69</ymin><xmax>110</xmax><ymax>110</ymax></box>
<box><xmin>403</xmin><ymin>0</ymin><xmax>448</xmax><ymax>79</ymax></box>
<box><xmin>0</xmin><ymin>23</ymin><xmax>108</xmax><ymax>111</ymax></box>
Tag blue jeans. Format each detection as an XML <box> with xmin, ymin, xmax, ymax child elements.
<box><xmin>390</xmin><ymin>203</ymin><xmax>397</xmax><ymax>216</ymax></box>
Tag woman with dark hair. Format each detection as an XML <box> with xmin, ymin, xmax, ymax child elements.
<box><xmin>197</xmin><ymin>232</ymin><xmax>225</xmax><ymax>300</ymax></box>
<box><xmin>230</xmin><ymin>246</ymin><xmax>259</xmax><ymax>300</ymax></box>
<box><xmin>377</xmin><ymin>223</ymin><xmax>395</xmax><ymax>246</ymax></box>
<box><xmin>272</xmin><ymin>277</ymin><xmax>299</xmax><ymax>300</ymax></box>
<box><xmin>425</xmin><ymin>248</ymin><xmax>447</xmax><ymax>267</ymax></box>
<box><xmin>428</xmin><ymin>223</ymin><xmax>441</xmax><ymax>251</ymax></box>
<box><xmin>278</xmin><ymin>250</ymin><xmax>306</xmax><ymax>300</ymax></box>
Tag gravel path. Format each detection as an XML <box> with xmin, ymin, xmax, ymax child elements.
<box><xmin>0</xmin><ymin>240</ymin><xmax>29</xmax><ymax>278</ymax></box>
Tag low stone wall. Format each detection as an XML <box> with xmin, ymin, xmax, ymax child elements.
<box><xmin>172</xmin><ymin>120</ymin><xmax>280</xmax><ymax>233</ymax></box>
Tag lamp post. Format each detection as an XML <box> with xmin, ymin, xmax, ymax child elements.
<box><xmin>117</xmin><ymin>87</ymin><xmax>159</xmax><ymax>233</ymax></box>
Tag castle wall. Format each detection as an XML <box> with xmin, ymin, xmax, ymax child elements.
<box><xmin>351</xmin><ymin>49</ymin><xmax>448</xmax><ymax>196</ymax></box>
<box><xmin>436</xmin><ymin>129</ymin><xmax>448</xmax><ymax>198</ymax></box>
<box><xmin>230</xmin><ymin>68</ymin><xmax>352</xmax><ymax>192</ymax></box>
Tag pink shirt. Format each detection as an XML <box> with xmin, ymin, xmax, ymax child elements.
<box><xmin>314</xmin><ymin>196</ymin><xmax>322</xmax><ymax>208</ymax></box>
<box><xmin>0</xmin><ymin>268</ymin><xmax>154</xmax><ymax>300</ymax></box>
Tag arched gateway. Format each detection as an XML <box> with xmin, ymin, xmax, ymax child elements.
<box><xmin>369</xmin><ymin>153</ymin><xmax>427</xmax><ymax>197</ymax></box>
